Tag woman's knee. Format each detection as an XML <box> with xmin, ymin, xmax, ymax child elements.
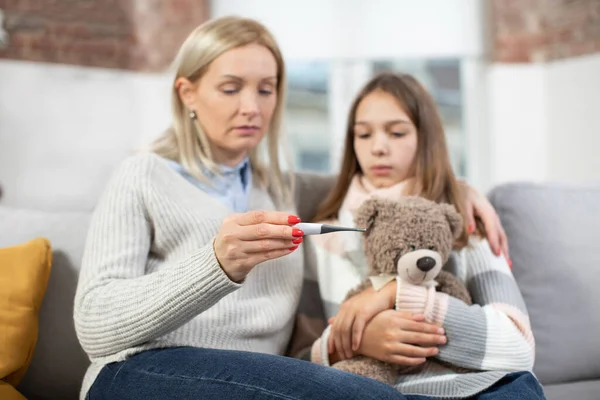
<box><xmin>89</xmin><ymin>348</ymin><xmax>406</xmax><ymax>400</ymax></box>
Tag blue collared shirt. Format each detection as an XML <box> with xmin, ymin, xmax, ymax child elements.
<box><xmin>167</xmin><ymin>157</ymin><xmax>252</xmax><ymax>213</ymax></box>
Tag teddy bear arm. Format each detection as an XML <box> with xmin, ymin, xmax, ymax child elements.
<box><xmin>332</xmin><ymin>356</ymin><xmax>397</xmax><ymax>385</ymax></box>
<box><xmin>343</xmin><ymin>279</ymin><xmax>373</xmax><ymax>301</ymax></box>
<box><xmin>435</xmin><ymin>270</ymin><xmax>472</xmax><ymax>305</ymax></box>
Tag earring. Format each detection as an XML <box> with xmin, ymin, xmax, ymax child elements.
<box><xmin>189</xmin><ymin>110</ymin><xmax>197</xmax><ymax>120</ymax></box>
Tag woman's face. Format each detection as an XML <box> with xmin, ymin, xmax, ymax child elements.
<box><xmin>177</xmin><ymin>43</ymin><xmax>278</xmax><ymax>166</ymax></box>
<box><xmin>353</xmin><ymin>90</ymin><xmax>418</xmax><ymax>188</ymax></box>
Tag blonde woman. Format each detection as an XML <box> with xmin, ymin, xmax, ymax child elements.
<box><xmin>75</xmin><ymin>17</ymin><xmax>510</xmax><ymax>400</ymax></box>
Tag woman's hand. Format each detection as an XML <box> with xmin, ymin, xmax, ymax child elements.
<box><xmin>462</xmin><ymin>182</ymin><xmax>510</xmax><ymax>264</ymax></box>
<box><xmin>213</xmin><ymin>211</ymin><xmax>303</xmax><ymax>282</ymax></box>
<box><xmin>328</xmin><ymin>282</ymin><xmax>396</xmax><ymax>359</ymax></box>
<box><xmin>357</xmin><ymin>310</ymin><xmax>446</xmax><ymax>366</ymax></box>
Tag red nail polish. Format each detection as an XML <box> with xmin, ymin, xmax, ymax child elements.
<box><xmin>292</xmin><ymin>228</ymin><xmax>304</xmax><ymax>237</ymax></box>
<box><xmin>288</xmin><ymin>215</ymin><xmax>301</xmax><ymax>225</ymax></box>
<box><xmin>289</xmin><ymin>246</ymin><xmax>299</xmax><ymax>251</ymax></box>
<box><xmin>508</xmin><ymin>259</ymin><xmax>513</xmax><ymax>268</ymax></box>
<box><xmin>292</xmin><ymin>237</ymin><xmax>303</xmax><ymax>245</ymax></box>
<box><xmin>468</xmin><ymin>224</ymin><xmax>474</xmax><ymax>234</ymax></box>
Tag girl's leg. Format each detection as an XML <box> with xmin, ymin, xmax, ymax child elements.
<box><xmin>87</xmin><ymin>347</ymin><xmax>407</xmax><ymax>400</ymax></box>
<box><xmin>476</xmin><ymin>371</ymin><xmax>547</xmax><ymax>399</ymax></box>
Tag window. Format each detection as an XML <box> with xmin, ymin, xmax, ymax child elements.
<box><xmin>283</xmin><ymin>59</ymin><xmax>466</xmax><ymax>177</ymax></box>
<box><xmin>284</xmin><ymin>61</ymin><xmax>331</xmax><ymax>173</ymax></box>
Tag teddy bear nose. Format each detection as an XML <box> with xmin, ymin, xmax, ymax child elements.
<box><xmin>416</xmin><ymin>256</ymin><xmax>436</xmax><ymax>272</ymax></box>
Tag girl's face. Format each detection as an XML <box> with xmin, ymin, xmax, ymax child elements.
<box><xmin>177</xmin><ymin>43</ymin><xmax>278</xmax><ymax>166</ymax></box>
<box><xmin>353</xmin><ymin>90</ymin><xmax>418</xmax><ymax>188</ymax></box>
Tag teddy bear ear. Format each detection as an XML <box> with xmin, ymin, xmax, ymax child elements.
<box><xmin>355</xmin><ymin>198</ymin><xmax>383</xmax><ymax>236</ymax></box>
<box><xmin>441</xmin><ymin>203</ymin><xmax>464</xmax><ymax>240</ymax></box>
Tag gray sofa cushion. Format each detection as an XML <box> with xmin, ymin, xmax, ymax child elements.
<box><xmin>294</xmin><ymin>172</ymin><xmax>336</xmax><ymax>222</ymax></box>
<box><xmin>0</xmin><ymin>205</ymin><xmax>91</xmax><ymax>400</ymax></box>
<box><xmin>543</xmin><ymin>380</ymin><xmax>600</xmax><ymax>400</ymax></box>
<box><xmin>488</xmin><ymin>183</ymin><xmax>600</xmax><ymax>385</ymax></box>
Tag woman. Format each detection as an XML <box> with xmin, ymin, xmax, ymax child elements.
<box><xmin>74</xmin><ymin>16</ymin><xmax>512</xmax><ymax>400</ymax></box>
<box><xmin>305</xmin><ymin>73</ymin><xmax>545</xmax><ymax>399</ymax></box>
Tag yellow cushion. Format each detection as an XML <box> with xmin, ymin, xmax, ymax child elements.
<box><xmin>0</xmin><ymin>238</ymin><xmax>52</xmax><ymax>388</ymax></box>
<box><xmin>0</xmin><ymin>381</ymin><xmax>27</xmax><ymax>400</ymax></box>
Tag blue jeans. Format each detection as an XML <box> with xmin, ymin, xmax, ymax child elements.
<box><xmin>87</xmin><ymin>347</ymin><xmax>404</xmax><ymax>399</ymax></box>
<box><xmin>87</xmin><ymin>347</ymin><xmax>546</xmax><ymax>400</ymax></box>
<box><xmin>409</xmin><ymin>370</ymin><xmax>547</xmax><ymax>400</ymax></box>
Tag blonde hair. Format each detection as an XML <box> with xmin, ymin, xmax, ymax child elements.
<box><xmin>150</xmin><ymin>16</ymin><xmax>291</xmax><ymax>207</ymax></box>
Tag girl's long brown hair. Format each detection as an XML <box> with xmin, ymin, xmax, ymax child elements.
<box><xmin>313</xmin><ymin>72</ymin><xmax>473</xmax><ymax>248</ymax></box>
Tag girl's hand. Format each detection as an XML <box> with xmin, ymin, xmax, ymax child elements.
<box><xmin>213</xmin><ymin>211</ymin><xmax>303</xmax><ymax>282</ymax></box>
<box><xmin>328</xmin><ymin>282</ymin><xmax>396</xmax><ymax>359</ymax></box>
<box><xmin>357</xmin><ymin>310</ymin><xmax>446</xmax><ymax>366</ymax></box>
<box><xmin>463</xmin><ymin>182</ymin><xmax>510</xmax><ymax>264</ymax></box>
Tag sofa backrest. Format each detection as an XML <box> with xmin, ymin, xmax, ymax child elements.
<box><xmin>294</xmin><ymin>172</ymin><xmax>336</xmax><ymax>221</ymax></box>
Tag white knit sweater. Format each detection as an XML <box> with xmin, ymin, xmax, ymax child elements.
<box><xmin>73</xmin><ymin>153</ymin><xmax>303</xmax><ymax>399</ymax></box>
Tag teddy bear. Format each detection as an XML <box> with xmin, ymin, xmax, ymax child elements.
<box><xmin>329</xmin><ymin>196</ymin><xmax>472</xmax><ymax>384</ymax></box>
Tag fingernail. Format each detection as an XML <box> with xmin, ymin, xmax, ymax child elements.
<box><xmin>288</xmin><ymin>215</ymin><xmax>301</xmax><ymax>225</ymax></box>
<box><xmin>289</xmin><ymin>246</ymin><xmax>299</xmax><ymax>251</ymax></box>
<box><xmin>292</xmin><ymin>228</ymin><xmax>304</xmax><ymax>237</ymax></box>
<box><xmin>468</xmin><ymin>224</ymin><xmax>474</xmax><ymax>234</ymax></box>
<box><xmin>432</xmin><ymin>348</ymin><xmax>439</xmax><ymax>354</ymax></box>
<box><xmin>508</xmin><ymin>259</ymin><xmax>513</xmax><ymax>268</ymax></box>
<box><xmin>438</xmin><ymin>328</ymin><xmax>445</xmax><ymax>334</ymax></box>
<box><xmin>496</xmin><ymin>249</ymin><xmax>502</xmax><ymax>256</ymax></box>
<box><xmin>292</xmin><ymin>237</ymin><xmax>303</xmax><ymax>245</ymax></box>
<box><xmin>438</xmin><ymin>336</ymin><xmax>447</xmax><ymax>344</ymax></box>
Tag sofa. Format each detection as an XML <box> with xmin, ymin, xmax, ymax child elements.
<box><xmin>1</xmin><ymin>172</ymin><xmax>599</xmax><ymax>399</ymax></box>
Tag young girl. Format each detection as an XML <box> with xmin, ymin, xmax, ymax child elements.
<box><xmin>305</xmin><ymin>73</ymin><xmax>546</xmax><ymax>399</ymax></box>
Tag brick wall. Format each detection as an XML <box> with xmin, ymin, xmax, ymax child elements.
<box><xmin>493</xmin><ymin>0</ymin><xmax>600</xmax><ymax>62</ymax></box>
<box><xmin>0</xmin><ymin>0</ymin><xmax>209</xmax><ymax>71</ymax></box>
